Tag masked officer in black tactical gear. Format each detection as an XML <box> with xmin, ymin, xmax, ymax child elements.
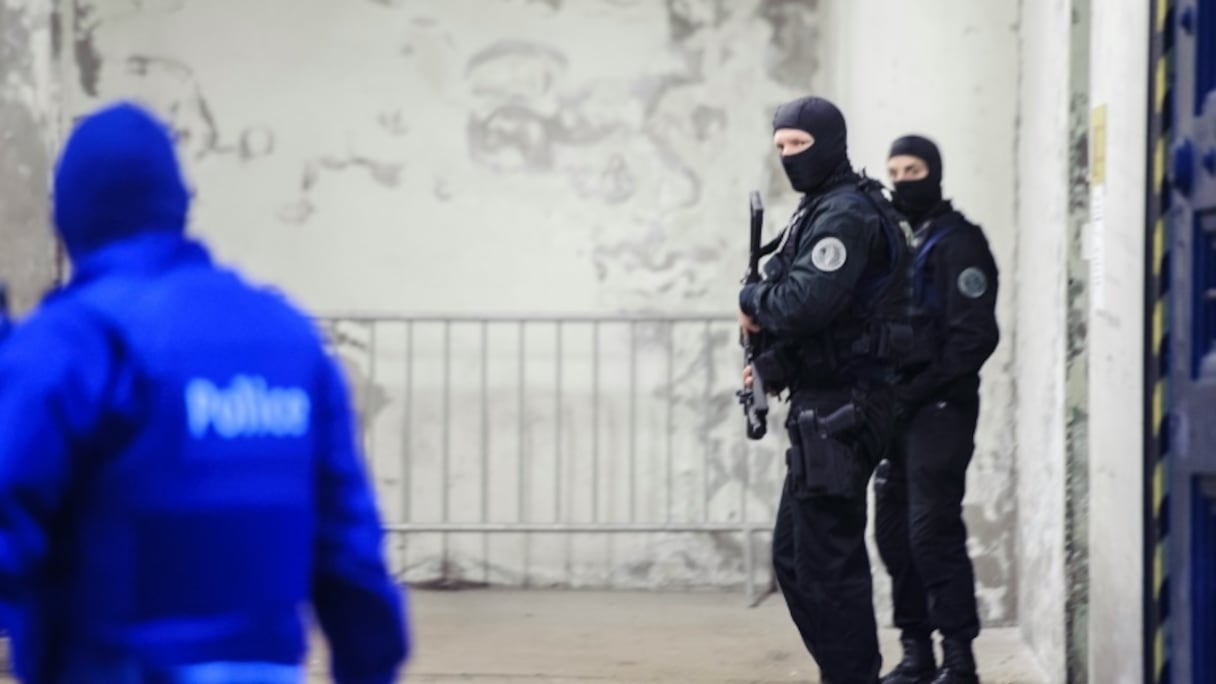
<box><xmin>739</xmin><ymin>96</ymin><xmax>914</xmax><ymax>684</ymax></box>
<box><xmin>873</xmin><ymin>134</ymin><xmax>1000</xmax><ymax>684</ymax></box>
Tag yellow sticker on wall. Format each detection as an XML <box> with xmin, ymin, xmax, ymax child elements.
<box><xmin>1091</xmin><ymin>104</ymin><xmax>1107</xmax><ymax>186</ymax></box>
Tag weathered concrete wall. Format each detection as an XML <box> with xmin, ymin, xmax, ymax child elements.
<box><xmin>822</xmin><ymin>0</ymin><xmax>1021</xmax><ymax>628</ymax></box>
<box><xmin>57</xmin><ymin>0</ymin><xmax>815</xmax><ymax>316</ymax></box>
<box><xmin>1085</xmin><ymin>0</ymin><xmax>1149</xmax><ymax>681</ymax></box>
<box><xmin>1014</xmin><ymin>0</ymin><xmax>1078</xmax><ymax>678</ymax></box>
<box><xmin>0</xmin><ymin>0</ymin><xmax>61</xmax><ymax>311</ymax></box>
<box><xmin>54</xmin><ymin>0</ymin><xmax>825</xmax><ymax>593</ymax></box>
<box><xmin>14</xmin><ymin>5</ymin><xmax>1185</xmax><ymax>678</ymax></box>
<box><xmin>14</xmin><ymin>3</ymin><xmax>1170</xmax><ymax>675</ymax></box>
<box><xmin>1062</xmin><ymin>1</ymin><xmax>1092</xmax><ymax>680</ymax></box>
<box><xmin>52</xmin><ymin>0</ymin><xmax>1022</xmax><ymax>629</ymax></box>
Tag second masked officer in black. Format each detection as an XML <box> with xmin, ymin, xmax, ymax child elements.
<box><xmin>875</xmin><ymin>134</ymin><xmax>1000</xmax><ymax>684</ymax></box>
<box><xmin>739</xmin><ymin>96</ymin><xmax>914</xmax><ymax>684</ymax></box>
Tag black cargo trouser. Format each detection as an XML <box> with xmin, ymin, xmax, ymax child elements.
<box><xmin>773</xmin><ymin>388</ymin><xmax>893</xmax><ymax>684</ymax></box>
<box><xmin>874</xmin><ymin>398</ymin><xmax>981</xmax><ymax>643</ymax></box>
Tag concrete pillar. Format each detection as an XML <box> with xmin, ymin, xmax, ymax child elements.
<box><xmin>1013</xmin><ymin>0</ymin><xmax>1073</xmax><ymax>678</ymax></box>
<box><xmin>1086</xmin><ymin>0</ymin><xmax>1151</xmax><ymax>681</ymax></box>
<box><xmin>0</xmin><ymin>0</ymin><xmax>61</xmax><ymax>312</ymax></box>
<box><xmin>1063</xmin><ymin>2</ymin><xmax>1093</xmax><ymax>682</ymax></box>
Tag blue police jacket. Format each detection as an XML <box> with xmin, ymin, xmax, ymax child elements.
<box><xmin>0</xmin><ymin>103</ymin><xmax>409</xmax><ymax>682</ymax></box>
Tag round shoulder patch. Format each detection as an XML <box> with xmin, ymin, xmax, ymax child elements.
<box><xmin>810</xmin><ymin>236</ymin><xmax>848</xmax><ymax>273</ymax></box>
<box><xmin>957</xmin><ymin>266</ymin><xmax>988</xmax><ymax>299</ymax></box>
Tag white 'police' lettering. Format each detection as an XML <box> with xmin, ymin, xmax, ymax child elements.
<box><xmin>186</xmin><ymin>375</ymin><xmax>311</xmax><ymax>439</ymax></box>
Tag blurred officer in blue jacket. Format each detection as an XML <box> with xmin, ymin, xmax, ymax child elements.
<box><xmin>0</xmin><ymin>101</ymin><xmax>410</xmax><ymax>683</ymax></box>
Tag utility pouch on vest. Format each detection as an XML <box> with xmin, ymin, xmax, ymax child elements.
<box><xmin>878</xmin><ymin>321</ymin><xmax>914</xmax><ymax>361</ymax></box>
<box><xmin>794</xmin><ymin>402</ymin><xmax>865</xmax><ymax>499</ymax></box>
<box><xmin>785</xmin><ymin>445</ymin><xmax>805</xmax><ymax>487</ymax></box>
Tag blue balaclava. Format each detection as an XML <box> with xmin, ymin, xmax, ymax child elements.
<box><xmin>53</xmin><ymin>102</ymin><xmax>189</xmax><ymax>260</ymax></box>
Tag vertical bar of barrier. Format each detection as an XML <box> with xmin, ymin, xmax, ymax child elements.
<box><xmin>402</xmin><ymin>321</ymin><xmax>413</xmax><ymax>576</ymax></box>
<box><xmin>703</xmin><ymin>320</ymin><xmax>712</xmax><ymax>524</ymax></box>
<box><xmin>441</xmin><ymin>321</ymin><xmax>452</xmax><ymax>569</ymax></box>
<box><xmin>556</xmin><ymin>323</ymin><xmax>568</xmax><ymax>582</ymax></box>
<box><xmin>629</xmin><ymin>321</ymin><xmax>637</xmax><ymax>524</ymax></box>
<box><xmin>518</xmin><ymin>321</ymin><xmax>530</xmax><ymax>586</ymax></box>
<box><xmin>481</xmin><ymin>321</ymin><xmax>490</xmax><ymax>584</ymax></box>
<box><xmin>666</xmin><ymin>321</ymin><xmax>674</xmax><ymax>523</ymax></box>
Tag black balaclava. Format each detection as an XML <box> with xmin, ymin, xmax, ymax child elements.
<box><xmin>772</xmin><ymin>96</ymin><xmax>849</xmax><ymax>195</ymax></box>
<box><xmin>888</xmin><ymin>134</ymin><xmax>943</xmax><ymax>224</ymax></box>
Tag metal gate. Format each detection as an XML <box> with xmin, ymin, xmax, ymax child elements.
<box><xmin>1159</xmin><ymin>0</ymin><xmax>1216</xmax><ymax>680</ymax></box>
<box><xmin>316</xmin><ymin>313</ymin><xmax>786</xmax><ymax>606</ymax></box>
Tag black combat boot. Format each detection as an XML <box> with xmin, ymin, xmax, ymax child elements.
<box><xmin>880</xmin><ymin>633</ymin><xmax>937</xmax><ymax>684</ymax></box>
<box><xmin>931</xmin><ymin>638</ymin><xmax>979</xmax><ymax>684</ymax></box>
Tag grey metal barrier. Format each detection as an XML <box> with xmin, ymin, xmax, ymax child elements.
<box><xmin>317</xmin><ymin>313</ymin><xmax>787</xmax><ymax>606</ymax></box>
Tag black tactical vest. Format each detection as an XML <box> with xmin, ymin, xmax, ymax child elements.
<box><xmin>756</xmin><ymin>176</ymin><xmax>916</xmax><ymax>392</ymax></box>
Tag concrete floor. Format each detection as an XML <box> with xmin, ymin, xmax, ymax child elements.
<box><xmin>0</xmin><ymin>589</ymin><xmax>1047</xmax><ymax>682</ymax></box>
<box><xmin>306</xmin><ymin>589</ymin><xmax>1049</xmax><ymax>683</ymax></box>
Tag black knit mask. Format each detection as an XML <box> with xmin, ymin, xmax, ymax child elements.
<box><xmin>773</xmin><ymin>97</ymin><xmax>849</xmax><ymax>194</ymax></box>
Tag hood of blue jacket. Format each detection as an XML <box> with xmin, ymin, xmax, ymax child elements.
<box><xmin>53</xmin><ymin>102</ymin><xmax>189</xmax><ymax>259</ymax></box>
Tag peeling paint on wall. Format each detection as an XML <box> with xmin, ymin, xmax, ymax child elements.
<box><xmin>755</xmin><ymin>0</ymin><xmax>820</xmax><ymax>91</ymax></box>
